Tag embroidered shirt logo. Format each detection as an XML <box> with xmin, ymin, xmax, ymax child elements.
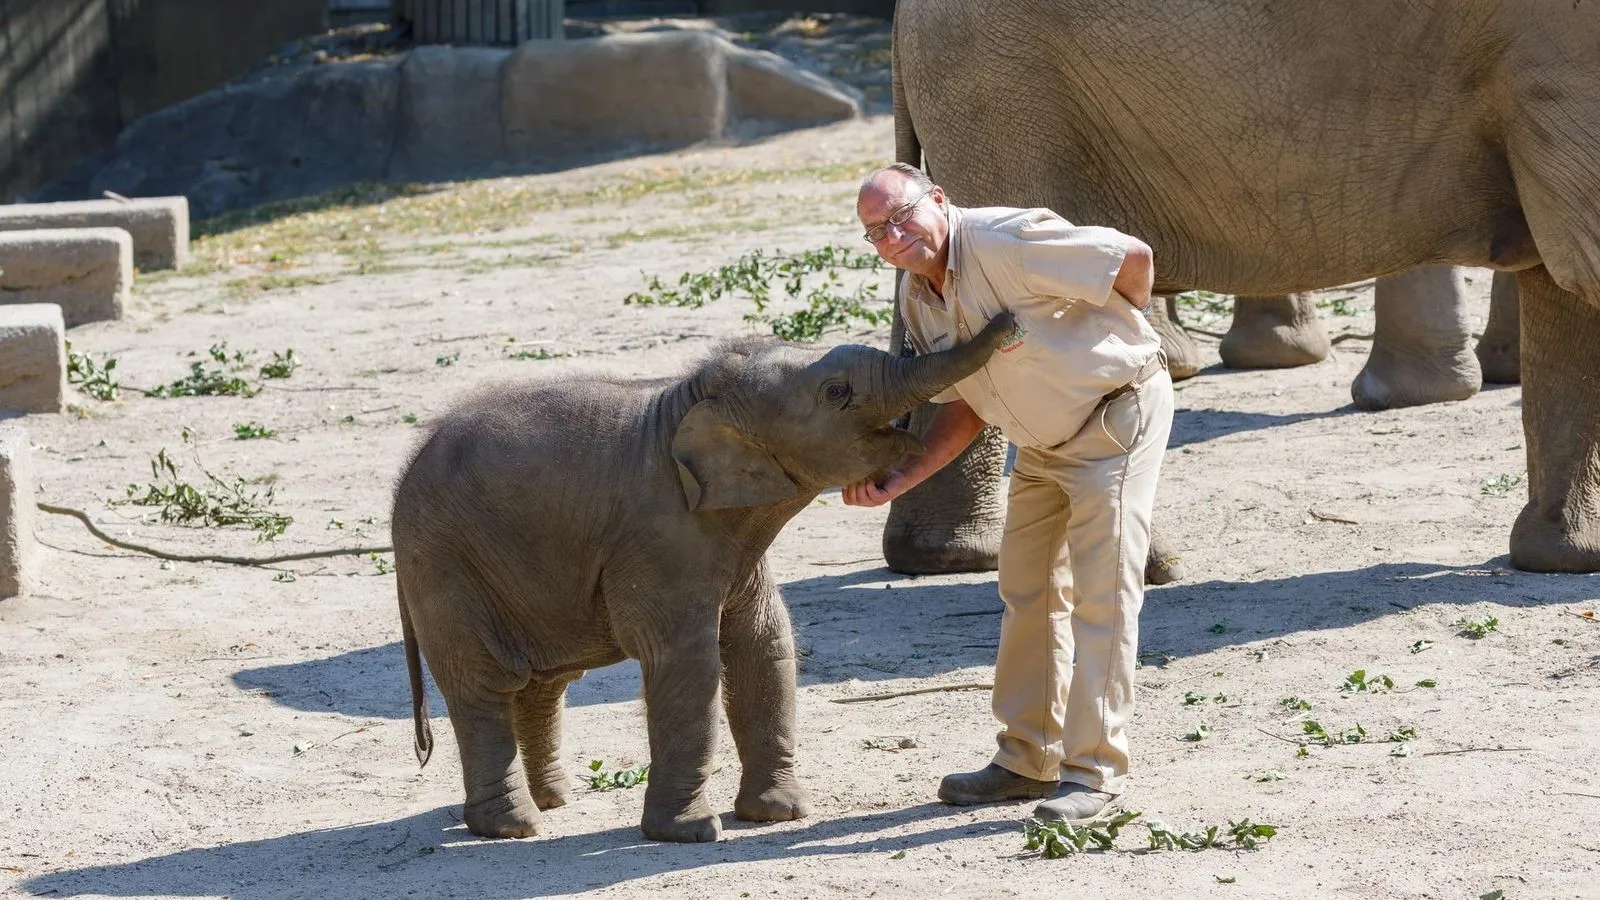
<box><xmin>997</xmin><ymin>319</ymin><xmax>1029</xmax><ymax>353</ymax></box>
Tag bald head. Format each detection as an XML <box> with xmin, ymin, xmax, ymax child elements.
<box><xmin>856</xmin><ymin>164</ymin><xmax>949</xmax><ymax>280</ymax></box>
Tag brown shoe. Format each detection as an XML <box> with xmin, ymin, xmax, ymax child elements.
<box><xmin>937</xmin><ymin>763</ymin><xmax>1058</xmax><ymax>806</ymax></box>
<box><xmin>1031</xmin><ymin>783</ymin><xmax>1119</xmax><ymax>824</ymax></box>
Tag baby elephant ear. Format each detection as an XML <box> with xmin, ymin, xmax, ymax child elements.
<box><xmin>672</xmin><ymin>400</ymin><xmax>797</xmax><ymax>511</ymax></box>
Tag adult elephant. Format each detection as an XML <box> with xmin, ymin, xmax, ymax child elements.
<box><xmin>885</xmin><ymin>0</ymin><xmax>1600</xmax><ymax>574</ymax></box>
<box><xmin>1152</xmin><ymin>267</ymin><xmax>1523</xmax><ymax>406</ymax></box>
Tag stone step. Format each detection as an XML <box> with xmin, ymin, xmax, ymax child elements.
<box><xmin>0</xmin><ymin>228</ymin><xmax>131</xmax><ymax>327</ymax></box>
<box><xmin>0</xmin><ymin>196</ymin><xmax>189</xmax><ymax>271</ymax></box>
<box><xmin>0</xmin><ymin>303</ymin><xmax>67</xmax><ymax>415</ymax></box>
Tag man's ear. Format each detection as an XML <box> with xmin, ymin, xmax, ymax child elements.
<box><xmin>671</xmin><ymin>400</ymin><xmax>797</xmax><ymax>511</ymax></box>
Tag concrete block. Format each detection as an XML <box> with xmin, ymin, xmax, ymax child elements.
<box><xmin>0</xmin><ymin>228</ymin><xmax>131</xmax><ymax>327</ymax></box>
<box><xmin>0</xmin><ymin>424</ymin><xmax>36</xmax><ymax>598</ymax></box>
<box><xmin>726</xmin><ymin>46</ymin><xmax>862</xmax><ymax>132</ymax></box>
<box><xmin>390</xmin><ymin>45</ymin><xmax>512</xmax><ymax>180</ymax></box>
<box><xmin>0</xmin><ymin>196</ymin><xmax>189</xmax><ymax>271</ymax></box>
<box><xmin>0</xmin><ymin>304</ymin><xmax>67</xmax><ymax>415</ymax></box>
<box><xmin>503</xmin><ymin>31</ymin><xmax>727</xmax><ymax>163</ymax></box>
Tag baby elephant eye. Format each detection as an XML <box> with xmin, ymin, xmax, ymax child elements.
<box><xmin>824</xmin><ymin>382</ymin><xmax>851</xmax><ymax>405</ymax></box>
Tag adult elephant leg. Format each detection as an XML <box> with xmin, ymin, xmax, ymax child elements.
<box><xmin>513</xmin><ymin>673</ymin><xmax>580</xmax><ymax>810</ymax></box>
<box><xmin>884</xmin><ymin>416</ymin><xmax>1009</xmax><ymax>573</ymax></box>
<box><xmin>884</xmin><ymin>282</ymin><xmax>1007</xmax><ymax>574</ymax></box>
<box><xmin>1148</xmin><ymin>295</ymin><xmax>1202</xmax><ymax>380</ymax></box>
<box><xmin>1477</xmin><ymin>271</ymin><xmax>1521</xmax><ymax>384</ymax></box>
<box><xmin>721</xmin><ymin>566</ymin><xmax>809</xmax><ymax>824</ymax></box>
<box><xmin>1351</xmin><ymin>266</ymin><xmax>1481</xmax><ymax>410</ymax></box>
<box><xmin>1219</xmin><ymin>294</ymin><xmax>1331</xmax><ymax>369</ymax></box>
<box><xmin>1509</xmin><ymin>265</ymin><xmax>1600</xmax><ymax>572</ymax></box>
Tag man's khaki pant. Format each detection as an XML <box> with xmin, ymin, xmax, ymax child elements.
<box><xmin>990</xmin><ymin>369</ymin><xmax>1174</xmax><ymax>795</ymax></box>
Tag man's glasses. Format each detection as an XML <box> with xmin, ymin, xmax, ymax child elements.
<box><xmin>863</xmin><ymin>192</ymin><xmax>928</xmax><ymax>243</ymax></box>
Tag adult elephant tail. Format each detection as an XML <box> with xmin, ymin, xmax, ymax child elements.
<box><xmin>398</xmin><ymin>579</ymin><xmax>435</xmax><ymax>767</ymax></box>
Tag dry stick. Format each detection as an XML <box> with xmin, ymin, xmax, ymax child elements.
<box><xmin>1563</xmin><ymin>609</ymin><xmax>1599</xmax><ymax>623</ymax></box>
<box><xmin>1419</xmin><ymin>746</ymin><xmax>1533</xmax><ymax>757</ymax></box>
<box><xmin>1254</xmin><ymin>726</ymin><xmax>1308</xmax><ymax>746</ymax></box>
<box><xmin>1308</xmin><ymin>508</ymin><xmax>1360</xmax><ymax>525</ymax></box>
<box><xmin>829</xmin><ymin>682</ymin><xmax>993</xmax><ymax>704</ymax></box>
<box><xmin>37</xmin><ymin>503</ymin><xmax>392</xmax><ymax>566</ymax></box>
<box><xmin>1559</xmin><ymin>791</ymin><xmax>1600</xmax><ymax>800</ymax></box>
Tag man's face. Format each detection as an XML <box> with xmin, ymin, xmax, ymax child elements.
<box><xmin>857</xmin><ymin>174</ymin><xmax>949</xmax><ymax>279</ymax></box>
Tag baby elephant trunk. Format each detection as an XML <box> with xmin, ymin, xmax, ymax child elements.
<box><xmin>882</xmin><ymin>310</ymin><xmax>1015</xmax><ymax>415</ymax></box>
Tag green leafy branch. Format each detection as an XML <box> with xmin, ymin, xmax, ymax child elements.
<box><xmin>1146</xmin><ymin>818</ymin><xmax>1278</xmax><ymax>852</ymax></box>
<box><xmin>625</xmin><ymin>245</ymin><xmax>893</xmax><ymax>342</ymax></box>
<box><xmin>144</xmin><ymin>342</ymin><xmax>299</xmax><ymax>399</ymax></box>
<box><xmin>112</xmin><ymin>446</ymin><xmax>292</xmax><ymax>541</ymax></box>
<box><xmin>1022</xmin><ymin>810</ymin><xmax>1141</xmax><ymax>858</ymax></box>
<box><xmin>1023</xmin><ymin>811</ymin><xmax>1280</xmax><ymax>857</ymax></box>
<box><xmin>65</xmin><ymin>340</ymin><xmax>121</xmax><ymax>400</ymax></box>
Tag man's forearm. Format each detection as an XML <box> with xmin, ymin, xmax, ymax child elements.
<box><xmin>899</xmin><ymin>400</ymin><xmax>988</xmax><ymax>482</ymax></box>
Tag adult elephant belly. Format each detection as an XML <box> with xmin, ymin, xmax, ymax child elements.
<box><xmin>887</xmin><ymin>0</ymin><xmax>1600</xmax><ymax>574</ymax></box>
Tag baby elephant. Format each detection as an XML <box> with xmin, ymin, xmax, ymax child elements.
<box><xmin>394</xmin><ymin>313</ymin><xmax>1014</xmax><ymax>842</ymax></box>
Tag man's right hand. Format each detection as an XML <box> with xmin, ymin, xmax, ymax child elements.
<box><xmin>842</xmin><ymin>468</ymin><xmax>913</xmax><ymax>507</ymax></box>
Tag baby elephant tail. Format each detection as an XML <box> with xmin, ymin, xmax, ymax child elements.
<box><xmin>398</xmin><ymin>580</ymin><xmax>434</xmax><ymax>767</ymax></box>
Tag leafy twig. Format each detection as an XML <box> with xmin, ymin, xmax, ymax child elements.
<box><xmin>36</xmin><ymin>503</ymin><xmax>391</xmax><ymax>566</ymax></box>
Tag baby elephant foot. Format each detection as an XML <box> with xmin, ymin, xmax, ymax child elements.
<box><xmin>735</xmin><ymin>775</ymin><xmax>811</xmax><ymax>823</ymax></box>
<box><xmin>526</xmin><ymin>761</ymin><xmax>574</xmax><ymax>810</ymax></box>
<box><xmin>641</xmin><ymin>801</ymin><xmax>722</xmax><ymax>843</ymax></box>
<box><xmin>464</xmin><ymin>793</ymin><xmax>541</xmax><ymax>839</ymax></box>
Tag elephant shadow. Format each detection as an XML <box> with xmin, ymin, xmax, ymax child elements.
<box><xmin>19</xmin><ymin>802</ymin><xmax>1005</xmax><ymax>900</ymax></box>
<box><xmin>232</xmin><ymin>558</ymin><xmax>1596</xmax><ymax>719</ymax></box>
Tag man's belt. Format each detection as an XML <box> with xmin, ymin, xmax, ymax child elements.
<box><xmin>1103</xmin><ymin>349</ymin><xmax>1168</xmax><ymax>403</ymax></box>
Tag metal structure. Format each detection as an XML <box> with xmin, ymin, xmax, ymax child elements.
<box><xmin>390</xmin><ymin>0</ymin><xmax>565</xmax><ymax>43</ymax></box>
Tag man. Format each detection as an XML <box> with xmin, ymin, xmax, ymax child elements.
<box><xmin>843</xmin><ymin>163</ymin><xmax>1174</xmax><ymax>823</ymax></box>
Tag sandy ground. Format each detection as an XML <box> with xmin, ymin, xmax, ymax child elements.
<box><xmin>3</xmin><ymin>112</ymin><xmax>1599</xmax><ymax>900</ymax></box>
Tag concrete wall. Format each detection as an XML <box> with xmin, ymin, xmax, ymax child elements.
<box><xmin>0</xmin><ymin>0</ymin><xmax>328</xmax><ymax>201</ymax></box>
<box><xmin>697</xmin><ymin>0</ymin><xmax>894</xmax><ymax>15</ymax></box>
<box><xmin>562</xmin><ymin>0</ymin><xmax>894</xmax><ymax>17</ymax></box>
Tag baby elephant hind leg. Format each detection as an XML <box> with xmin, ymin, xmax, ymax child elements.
<box><xmin>445</xmin><ymin>688</ymin><xmax>541</xmax><ymax>839</ymax></box>
<box><xmin>721</xmin><ymin>577</ymin><xmax>810</xmax><ymax>824</ymax></box>
<box><xmin>513</xmin><ymin>674</ymin><xmax>581</xmax><ymax>810</ymax></box>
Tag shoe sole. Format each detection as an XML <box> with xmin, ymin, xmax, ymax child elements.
<box><xmin>937</xmin><ymin>783</ymin><xmax>1059</xmax><ymax>806</ymax></box>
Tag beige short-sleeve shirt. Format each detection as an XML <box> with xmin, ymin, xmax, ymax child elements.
<box><xmin>899</xmin><ymin>204</ymin><xmax>1163</xmax><ymax>449</ymax></box>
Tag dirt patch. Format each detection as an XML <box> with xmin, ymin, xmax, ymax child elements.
<box><xmin>3</xmin><ymin>111</ymin><xmax>1599</xmax><ymax>900</ymax></box>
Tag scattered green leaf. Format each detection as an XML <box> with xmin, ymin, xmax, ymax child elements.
<box><xmin>581</xmin><ymin>759</ymin><xmax>651</xmax><ymax>792</ymax></box>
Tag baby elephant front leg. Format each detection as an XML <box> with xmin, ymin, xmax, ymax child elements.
<box><xmin>637</xmin><ymin>633</ymin><xmax>725</xmax><ymax>842</ymax></box>
<box><xmin>722</xmin><ymin>593</ymin><xmax>810</xmax><ymax>824</ymax></box>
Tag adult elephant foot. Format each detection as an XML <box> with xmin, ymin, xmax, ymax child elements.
<box><xmin>1351</xmin><ymin>266</ymin><xmax>1481</xmax><ymax>410</ymax></box>
<box><xmin>1148</xmin><ymin>295</ymin><xmax>1202</xmax><ymax>380</ymax></box>
<box><xmin>1144</xmin><ymin>530</ymin><xmax>1185</xmax><ymax>585</ymax></box>
<box><xmin>1476</xmin><ymin>270</ymin><xmax>1521</xmax><ymax>384</ymax></box>
<box><xmin>883</xmin><ymin>422</ymin><xmax>1008</xmax><ymax>574</ymax></box>
<box><xmin>1219</xmin><ymin>295</ymin><xmax>1331</xmax><ymax>369</ymax></box>
<box><xmin>1508</xmin><ymin>266</ymin><xmax>1600</xmax><ymax>573</ymax></box>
